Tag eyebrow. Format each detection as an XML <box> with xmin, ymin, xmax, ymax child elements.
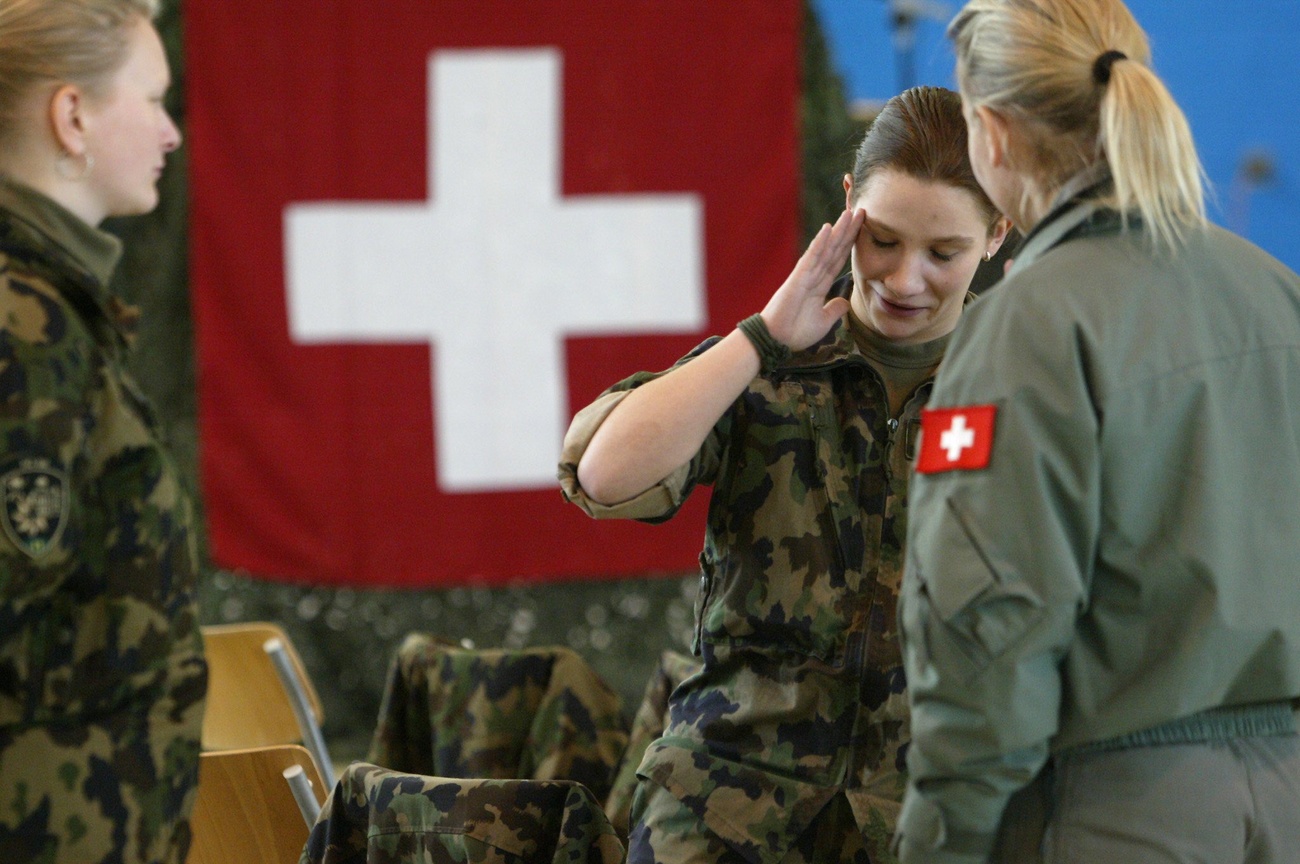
<box><xmin>865</xmin><ymin>218</ymin><xmax>976</xmax><ymax>246</ymax></box>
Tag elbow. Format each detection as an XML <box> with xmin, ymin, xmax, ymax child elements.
<box><xmin>576</xmin><ymin>454</ymin><xmax>623</xmax><ymax>506</ymax></box>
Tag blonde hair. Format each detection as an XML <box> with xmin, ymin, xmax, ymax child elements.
<box><xmin>949</xmin><ymin>0</ymin><xmax>1206</xmax><ymax>247</ymax></box>
<box><xmin>0</xmin><ymin>0</ymin><xmax>158</xmax><ymax>142</ymax></box>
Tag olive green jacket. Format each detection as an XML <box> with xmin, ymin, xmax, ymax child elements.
<box><xmin>897</xmin><ymin>186</ymin><xmax>1300</xmax><ymax>862</ymax></box>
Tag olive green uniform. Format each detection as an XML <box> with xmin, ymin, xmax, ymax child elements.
<box><xmin>0</xmin><ymin>179</ymin><xmax>206</xmax><ymax>864</ymax></box>
<box><xmin>898</xmin><ymin>175</ymin><xmax>1300</xmax><ymax>863</ymax></box>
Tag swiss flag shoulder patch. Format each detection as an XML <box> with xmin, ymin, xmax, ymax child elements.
<box><xmin>916</xmin><ymin>405</ymin><xmax>997</xmax><ymax>474</ymax></box>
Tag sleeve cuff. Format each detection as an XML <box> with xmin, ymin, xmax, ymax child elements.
<box><xmin>894</xmin><ymin>790</ymin><xmax>998</xmax><ymax>864</ymax></box>
<box><xmin>557</xmin><ymin>389</ymin><xmax>690</xmax><ymax>520</ymax></box>
<box><xmin>736</xmin><ymin>313</ymin><xmax>792</xmax><ymax>373</ymax></box>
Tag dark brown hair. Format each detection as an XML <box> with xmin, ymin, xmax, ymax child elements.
<box><xmin>848</xmin><ymin>85</ymin><xmax>1000</xmax><ymax>227</ymax></box>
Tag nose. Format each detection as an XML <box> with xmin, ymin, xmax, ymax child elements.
<box><xmin>162</xmin><ymin>110</ymin><xmax>182</xmax><ymax>152</ymax></box>
<box><xmin>880</xmin><ymin>252</ymin><xmax>926</xmax><ymax>299</ymax></box>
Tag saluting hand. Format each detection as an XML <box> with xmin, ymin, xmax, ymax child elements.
<box><xmin>758</xmin><ymin>206</ymin><xmax>864</xmax><ymax>351</ymax></box>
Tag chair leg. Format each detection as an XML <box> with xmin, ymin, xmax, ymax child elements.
<box><xmin>283</xmin><ymin>763</ymin><xmax>324</xmax><ymax>825</ymax></box>
<box><xmin>264</xmin><ymin>637</ymin><xmax>337</xmax><ymax>782</ymax></box>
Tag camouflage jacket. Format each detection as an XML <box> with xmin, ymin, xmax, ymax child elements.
<box><xmin>559</xmin><ymin>304</ymin><xmax>945</xmax><ymax>861</ymax></box>
<box><xmin>0</xmin><ymin>179</ymin><xmax>207</xmax><ymax>863</ymax></box>
<box><xmin>367</xmin><ymin>633</ymin><xmax>629</xmax><ymax>804</ymax></box>
<box><xmin>301</xmin><ymin>761</ymin><xmax>625</xmax><ymax>864</ymax></box>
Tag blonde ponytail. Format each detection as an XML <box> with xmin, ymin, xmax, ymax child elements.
<box><xmin>1100</xmin><ymin>57</ymin><xmax>1206</xmax><ymax>246</ymax></box>
<box><xmin>949</xmin><ymin>0</ymin><xmax>1207</xmax><ymax>247</ymax></box>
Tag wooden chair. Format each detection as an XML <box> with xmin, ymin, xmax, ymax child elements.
<box><xmin>187</xmin><ymin>744</ymin><xmax>328</xmax><ymax>864</ymax></box>
<box><xmin>201</xmin><ymin>621</ymin><xmax>336</xmax><ymax>781</ymax></box>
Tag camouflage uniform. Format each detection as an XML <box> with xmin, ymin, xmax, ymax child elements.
<box><xmin>368</xmin><ymin>633</ymin><xmax>629</xmax><ymax>804</ymax></box>
<box><xmin>559</xmin><ymin>288</ymin><xmax>944</xmax><ymax>863</ymax></box>
<box><xmin>300</xmin><ymin>761</ymin><xmax>626</xmax><ymax>864</ymax></box>
<box><xmin>603</xmin><ymin>650</ymin><xmax>702</xmax><ymax>840</ymax></box>
<box><xmin>0</xmin><ymin>179</ymin><xmax>207</xmax><ymax>864</ymax></box>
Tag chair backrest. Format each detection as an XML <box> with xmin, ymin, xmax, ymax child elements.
<box><xmin>200</xmin><ymin>621</ymin><xmax>334</xmax><ymax>780</ymax></box>
<box><xmin>187</xmin><ymin>744</ymin><xmax>328</xmax><ymax>864</ymax></box>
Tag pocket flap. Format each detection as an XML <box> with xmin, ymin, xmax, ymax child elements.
<box><xmin>638</xmin><ymin>741</ymin><xmax>837</xmax><ymax>864</ymax></box>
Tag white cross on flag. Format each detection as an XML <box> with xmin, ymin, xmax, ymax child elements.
<box><xmin>916</xmin><ymin>405</ymin><xmax>998</xmax><ymax>474</ymax></box>
<box><xmin>185</xmin><ymin>1</ymin><xmax>800</xmax><ymax>587</ymax></box>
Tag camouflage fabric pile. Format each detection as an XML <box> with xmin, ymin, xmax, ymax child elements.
<box><xmin>367</xmin><ymin>633</ymin><xmax>630</xmax><ymax>804</ymax></box>
<box><xmin>300</xmin><ymin>762</ymin><xmax>624</xmax><ymax>864</ymax></box>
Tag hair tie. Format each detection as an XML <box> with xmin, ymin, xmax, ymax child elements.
<box><xmin>1092</xmin><ymin>50</ymin><xmax>1127</xmax><ymax>86</ymax></box>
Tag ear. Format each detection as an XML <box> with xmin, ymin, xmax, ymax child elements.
<box><xmin>48</xmin><ymin>84</ymin><xmax>88</xmax><ymax>156</ymax></box>
<box><xmin>972</xmin><ymin>104</ymin><xmax>1011</xmax><ymax>170</ymax></box>
<box><xmin>985</xmin><ymin>215</ymin><xmax>1012</xmax><ymax>257</ymax></box>
<box><xmin>842</xmin><ymin>173</ymin><xmax>854</xmax><ymax>210</ymax></box>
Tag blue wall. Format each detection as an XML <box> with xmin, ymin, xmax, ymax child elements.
<box><xmin>812</xmin><ymin>0</ymin><xmax>1300</xmax><ymax>271</ymax></box>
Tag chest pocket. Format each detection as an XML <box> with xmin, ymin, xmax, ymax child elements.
<box><xmin>694</xmin><ymin>375</ymin><xmax>885</xmax><ymax>667</ymax></box>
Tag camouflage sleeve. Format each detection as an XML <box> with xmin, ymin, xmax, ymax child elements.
<box><xmin>557</xmin><ymin>338</ymin><xmax>728</xmax><ymax>523</ymax></box>
<box><xmin>0</xmin><ymin>267</ymin><xmax>90</xmax><ymax>604</ymax></box>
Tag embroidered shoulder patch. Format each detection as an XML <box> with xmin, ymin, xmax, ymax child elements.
<box><xmin>916</xmin><ymin>405</ymin><xmax>997</xmax><ymax>474</ymax></box>
<box><xmin>1</xmin><ymin>457</ymin><xmax>69</xmax><ymax>559</ymax></box>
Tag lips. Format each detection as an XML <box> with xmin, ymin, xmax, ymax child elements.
<box><xmin>876</xmin><ymin>293</ymin><xmax>926</xmax><ymax>317</ymax></box>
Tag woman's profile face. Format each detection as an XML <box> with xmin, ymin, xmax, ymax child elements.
<box><xmin>79</xmin><ymin>17</ymin><xmax>181</xmax><ymax>220</ymax></box>
<box><xmin>846</xmin><ymin>168</ymin><xmax>1001</xmax><ymax>344</ymax></box>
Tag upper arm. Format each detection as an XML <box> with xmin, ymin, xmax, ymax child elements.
<box><xmin>0</xmin><ymin>269</ymin><xmax>93</xmax><ymax>600</ymax></box>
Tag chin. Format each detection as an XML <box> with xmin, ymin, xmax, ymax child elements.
<box><xmin>110</xmin><ymin>195</ymin><xmax>161</xmax><ymax>219</ymax></box>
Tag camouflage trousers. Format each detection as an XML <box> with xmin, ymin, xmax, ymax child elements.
<box><xmin>0</xmin><ymin>700</ymin><xmax>203</xmax><ymax>864</ymax></box>
<box><xmin>627</xmin><ymin>782</ymin><xmax>895</xmax><ymax>864</ymax></box>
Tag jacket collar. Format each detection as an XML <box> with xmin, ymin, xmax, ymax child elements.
<box><xmin>0</xmin><ymin>176</ymin><xmax>138</xmax><ymax>345</ymax></box>
<box><xmin>1006</xmin><ymin>162</ymin><xmax>1114</xmax><ymax>278</ymax></box>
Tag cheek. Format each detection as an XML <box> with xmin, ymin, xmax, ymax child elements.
<box><xmin>851</xmin><ymin>239</ymin><xmax>890</xmax><ymax>280</ymax></box>
<box><xmin>928</xmin><ymin>263</ymin><xmax>975</xmax><ymax>301</ymax></box>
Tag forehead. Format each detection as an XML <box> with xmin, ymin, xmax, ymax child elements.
<box><xmin>102</xmin><ymin>17</ymin><xmax>170</xmax><ymax>91</ymax></box>
<box><xmin>854</xmin><ymin>169</ymin><xmax>987</xmax><ymax>238</ymax></box>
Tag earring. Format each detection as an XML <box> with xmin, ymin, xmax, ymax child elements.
<box><xmin>55</xmin><ymin>150</ymin><xmax>94</xmax><ymax>182</ymax></box>
<box><xmin>983</xmin><ymin>250</ymin><xmax>993</xmax><ymax>261</ymax></box>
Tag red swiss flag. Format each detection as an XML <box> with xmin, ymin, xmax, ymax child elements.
<box><xmin>916</xmin><ymin>405</ymin><xmax>997</xmax><ymax>474</ymax></box>
<box><xmin>185</xmin><ymin>1</ymin><xmax>801</xmax><ymax>586</ymax></box>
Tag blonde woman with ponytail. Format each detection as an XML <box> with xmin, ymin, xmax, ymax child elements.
<box><xmin>895</xmin><ymin>1</ymin><xmax>1300</xmax><ymax>862</ymax></box>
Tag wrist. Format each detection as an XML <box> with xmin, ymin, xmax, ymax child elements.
<box><xmin>736</xmin><ymin>313</ymin><xmax>792</xmax><ymax>373</ymax></box>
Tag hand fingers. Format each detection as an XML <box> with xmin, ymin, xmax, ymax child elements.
<box><xmin>794</xmin><ymin>208</ymin><xmax>863</xmax><ymax>290</ymax></box>
<box><xmin>822</xmin><ymin>296</ymin><xmax>851</xmax><ymax>319</ymax></box>
<box><xmin>814</xmin><ymin>208</ymin><xmax>863</xmax><ymax>271</ymax></box>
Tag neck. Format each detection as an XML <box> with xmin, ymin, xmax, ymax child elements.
<box><xmin>0</xmin><ymin>152</ymin><xmax>103</xmax><ymax>227</ymax></box>
<box><xmin>1019</xmin><ymin>162</ymin><xmax>1111</xmax><ymax>235</ymax></box>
